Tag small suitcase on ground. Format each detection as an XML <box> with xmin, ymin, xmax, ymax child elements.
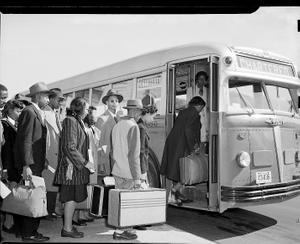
<box><xmin>108</xmin><ymin>188</ymin><xmax>166</xmax><ymax>228</ymax></box>
<box><xmin>90</xmin><ymin>184</ymin><xmax>115</xmax><ymax>217</ymax></box>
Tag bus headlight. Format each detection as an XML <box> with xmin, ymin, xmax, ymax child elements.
<box><xmin>236</xmin><ymin>151</ymin><xmax>251</xmax><ymax>168</ymax></box>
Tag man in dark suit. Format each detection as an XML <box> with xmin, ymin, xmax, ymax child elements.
<box><xmin>14</xmin><ymin>82</ymin><xmax>52</xmax><ymax>242</ymax></box>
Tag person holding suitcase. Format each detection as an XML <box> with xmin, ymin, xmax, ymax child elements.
<box><xmin>110</xmin><ymin>99</ymin><xmax>145</xmax><ymax>240</ymax></box>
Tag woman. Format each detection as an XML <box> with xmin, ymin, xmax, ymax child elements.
<box><xmin>1</xmin><ymin>100</ymin><xmax>25</xmax><ymax>237</ymax></box>
<box><xmin>160</xmin><ymin>96</ymin><xmax>206</xmax><ymax>202</ymax></box>
<box><xmin>95</xmin><ymin>89</ymin><xmax>123</xmax><ymax>178</ymax></box>
<box><xmin>137</xmin><ymin>105</ymin><xmax>158</xmax><ymax>184</ymax></box>
<box><xmin>54</xmin><ymin>97</ymin><xmax>95</xmax><ymax>238</ymax></box>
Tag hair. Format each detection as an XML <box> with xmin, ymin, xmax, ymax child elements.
<box><xmin>49</xmin><ymin>88</ymin><xmax>62</xmax><ymax>99</ymax></box>
<box><xmin>2</xmin><ymin>100</ymin><xmax>25</xmax><ymax>117</ymax></box>
<box><xmin>195</xmin><ymin>71</ymin><xmax>209</xmax><ymax>81</ymax></box>
<box><xmin>0</xmin><ymin>84</ymin><xmax>8</xmax><ymax>92</ymax></box>
<box><xmin>83</xmin><ymin>113</ymin><xmax>95</xmax><ymax>127</ymax></box>
<box><xmin>66</xmin><ymin>97</ymin><xmax>87</xmax><ymax>118</ymax></box>
<box><xmin>141</xmin><ymin>105</ymin><xmax>158</xmax><ymax>116</ymax></box>
<box><xmin>188</xmin><ymin>96</ymin><xmax>206</xmax><ymax>107</ymax></box>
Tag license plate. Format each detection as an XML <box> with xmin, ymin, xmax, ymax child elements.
<box><xmin>256</xmin><ymin>171</ymin><xmax>272</xmax><ymax>184</ymax></box>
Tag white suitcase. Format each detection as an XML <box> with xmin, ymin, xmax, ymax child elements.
<box><xmin>108</xmin><ymin>188</ymin><xmax>166</xmax><ymax>228</ymax></box>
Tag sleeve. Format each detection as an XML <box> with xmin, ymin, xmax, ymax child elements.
<box><xmin>184</xmin><ymin>111</ymin><xmax>200</xmax><ymax>153</ymax></box>
<box><xmin>61</xmin><ymin>117</ymin><xmax>88</xmax><ymax>170</ymax></box>
<box><xmin>1</xmin><ymin>122</ymin><xmax>13</xmax><ymax>170</ymax></box>
<box><xmin>139</xmin><ymin>125</ymin><xmax>147</xmax><ymax>174</ymax></box>
<box><xmin>127</xmin><ymin>124</ymin><xmax>142</xmax><ymax>180</ymax></box>
<box><xmin>17</xmin><ymin>109</ymin><xmax>36</xmax><ymax>166</ymax></box>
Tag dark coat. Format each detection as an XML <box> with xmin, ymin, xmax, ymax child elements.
<box><xmin>137</xmin><ymin>118</ymin><xmax>150</xmax><ymax>174</ymax></box>
<box><xmin>14</xmin><ymin>104</ymin><xmax>48</xmax><ymax>174</ymax></box>
<box><xmin>1</xmin><ymin>118</ymin><xmax>21</xmax><ymax>182</ymax></box>
<box><xmin>160</xmin><ymin>106</ymin><xmax>201</xmax><ymax>182</ymax></box>
<box><xmin>54</xmin><ymin>115</ymin><xmax>90</xmax><ymax>185</ymax></box>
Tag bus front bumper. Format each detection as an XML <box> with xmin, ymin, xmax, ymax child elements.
<box><xmin>221</xmin><ymin>179</ymin><xmax>300</xmax><ymax>203</ymax></box>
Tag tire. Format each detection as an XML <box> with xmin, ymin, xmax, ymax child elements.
<box><xmin>147</xmin><ymin>149</ymin><xmax>161</xmax><ymax>188</ymax></box>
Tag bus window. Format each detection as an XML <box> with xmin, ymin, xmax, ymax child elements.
<box><xmin>228</xmin><ymin>80</ymin><xmax>269</xmax><ymax>111</ymax></box>
<box><xmin>174</xmin><ymin>64</ymin><xmax>189</xmax><ymax>115</ymax></box>
<box><xmin>137</xmin><ymin>74</ymin><xmax>162</xmax><ymax>115</ymax></box>
<box><xmin>265</xmin><ymin>85</ymin><xmax>296</xmax><ymax>114</ymax></box>
<box><xmin>112</xmin><ymin>80</ymin><xmax>134</xmax><ymax>116</ymax></box>
<box><xmin>75</xmin><ymin>89</ymin><xmax>89</xmax><ymax>102</ymax></box>
<box><xmin>91</xmin><ymin>85</ymin><xmax>110</xmax><ymax>116</ymax></box>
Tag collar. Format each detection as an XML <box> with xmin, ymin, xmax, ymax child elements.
<box><xmin>7</xmin><ymin>116</ymin><xmax>15</xmax><ymax>126</ymax></box>
<box><xmin>107</xmin><ymin>109</ymin><xmax>117</xmax><ymax>118</ymax></box>
<box><xmin>31</xmin><ymin>102</ymin><xmax>42</xmax><ymax>113</ymax></box>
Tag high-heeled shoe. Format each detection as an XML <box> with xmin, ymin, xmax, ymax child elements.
<box><xmin>171</xmin><ymin>188</ymin><xmax>193</xmax><ymax>203</ymax></box>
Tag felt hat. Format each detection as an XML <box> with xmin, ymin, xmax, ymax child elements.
<box><xmin>123</xmin><ymin>99</ymin><xmax>143</xmax><ymax>109</ymax></box>
<box><xmin>49</xmin><ymin>88</ymin><xmax>66</xmax><ymax>100</ymax></box>
<box><xmin>14</xmin><ymin>93</ymin><xmax>31</xmax><ymax>105</ymax></box>
<box><xmin>25</xmin><ymin>82</ymin><xmax>51</xmax><ymax>97</ymax></box>
<box><xmin>102</xmin><ymin>89</ymin><xmax>123</xmax><ymax>104</ymax></box>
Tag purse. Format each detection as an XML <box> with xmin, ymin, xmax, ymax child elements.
<box><xmin>0</xmin><ymin>178</ymin><xmax>48</xmax><ymax>218</ymax></box>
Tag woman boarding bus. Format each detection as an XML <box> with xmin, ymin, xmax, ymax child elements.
<box><xmin>38</xmin><ymin>42</ymin><xmax>300</xmax><ymax>213</ymax></box>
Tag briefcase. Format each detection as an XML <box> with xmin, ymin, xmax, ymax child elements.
<box><xmin>108</xmin><ymin>188</ymin><xmax>166</xmax><ymax>228</ymax></box>
<box><xmin>90</xmin><ymin>184</ymin><xmax>114</xmax><ymax>217</ymax></box>
<box><xmin>179</xmin><ymin>154</ymin><xmax>208</xmax><ymax>185</ymax></box>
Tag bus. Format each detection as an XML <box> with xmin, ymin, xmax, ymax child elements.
<box><xmin>43</xmin><ymin>42</ymin><xmax>300</xmax><ymax>213</ymax></box>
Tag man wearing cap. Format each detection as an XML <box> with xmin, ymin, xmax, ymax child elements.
<box><xmin>110</xmin><ymin>99</ymin><xmax>145</xmax><ymax>241</ymax></box>
<box><xmin>95</xmin><ymin>89</ymin><xmax>123</xmax><ymax>178</ymax></box>
<box><xmin>13</xmin><ymin>82</ymin><xmax>51</xmax><ymax>242</ymax></box>
<box><xmin>42</xmin><ymin>88</ymin><xmax>66</xmax><ymax>221</ymax></box>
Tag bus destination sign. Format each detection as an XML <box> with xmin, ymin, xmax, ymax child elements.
<box><xmin>236</xmin><ymin>55</ymin><xmax>294</xmax><ymax>77</ymax></box>
<box><xmin>138</xmin><ymin>75</ymin><xmax>162</xmax><ymax>89</ymax></box>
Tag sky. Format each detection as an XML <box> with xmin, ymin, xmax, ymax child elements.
<box><xmin>1</xmin><ymin>7</ymin><xmax>300</xmax><ymax>99</ymax></box>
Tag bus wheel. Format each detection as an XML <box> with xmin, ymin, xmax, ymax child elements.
<box><xmin>147</xmin><ymin>150</ymin><xmax>161</xmax><ymax>188</ymax></box>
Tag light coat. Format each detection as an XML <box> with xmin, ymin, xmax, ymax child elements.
<box><xmin>95</xmin><ymin>110</ymin><xmax>120</xmax><ymax>176</ymax></box>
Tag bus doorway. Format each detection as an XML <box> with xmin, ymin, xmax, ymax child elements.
<box><xmin>165</xmin><ymin>58</ymin><xmax>211</xmax><ymax>210</ymax></box>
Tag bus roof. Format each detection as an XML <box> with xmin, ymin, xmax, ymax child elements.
<box><xmin>21</xmin><ymin>42</ymin><xmax>296</xmax><ymax>94</ymax></box>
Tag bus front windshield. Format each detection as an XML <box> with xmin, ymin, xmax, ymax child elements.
<box><xmin>228</xmin><ymin>79</ymin><xmax>298</xmax><ymax>115</ymax></box>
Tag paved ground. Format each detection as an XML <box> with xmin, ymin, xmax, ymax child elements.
<box><xmin>1</xmin><ymin>211</ymin><xmax>216</xmax><ymax>243</ymax></box>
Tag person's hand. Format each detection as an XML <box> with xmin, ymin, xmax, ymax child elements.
<box><xmin>85</xmin><ymin>161</ymin><xmax>95</xmax><ymax>173</ymax></box>
<box><xmin>22</xmin><ymin>166</ymin><xmax>32</xmax><ymax>181</ymax></box>
<box><xmin>133</xmin><ymin>179</ymin><xmax>142</xmax><ymax>190</ymax></box>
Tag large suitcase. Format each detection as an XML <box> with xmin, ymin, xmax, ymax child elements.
<box><xmin>179</xmin><ymin>154</ymin><xmax>208</xmax><ymax>185</ymax></box>
<box><xmin>90</xmin><ymin>184</ymin><xmax>115</xmax><ymax>217</ymax></box>
<box><xmin>108</xmin><ymin>188</ymin><xmax>166</xmax><ymax>228</ymax></box>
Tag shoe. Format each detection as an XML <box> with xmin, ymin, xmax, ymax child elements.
<box><xmin>79</xmin><ymin>218</ymin><xmax>94</xmax><ymax>223</ymax></box>
<box><xmin>72</xmin><ymin>219</ymin><xmax>87</xmax><ymax>226</ymax></box>
<box><xmin>44</xmin><ymin>214</ymin><xmax>57</xmax><ymax>221</ymax></box>
<box><xmin>2</xmin><ymin>224</ymin><xmax>15</xmax><ymax>234</ymax></box>
<box><xmin>53</xmin><ymin>212</ymin><xmax>62</xmax><ymax>218</ymax></box>
<box><xmin>22</xmin><ymin>233</ymin><xmax>50</xmax><ymax>242</ymax></box>
<box><xmin>133</xmin><ymin>226</ymin><xmax>147</xmax><ymax>230</ymax></box>
<box><xmin>113</xmin><ymin>231</ymin><xmax>137</xmax><ymax>240</ymax></box>
<box><xmin>171</xmin><ymin>188</ymin><xmax>193</xmax><ymax>202</ymax></box>
<box><xmin>61</xmin><ymin>227</ymin><xmax>84</xmax><ymax>238</ymax></box>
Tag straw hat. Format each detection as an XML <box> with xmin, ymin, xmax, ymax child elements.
<box><xmin>25</xmin><ymin>82</ymin><xmax>51</xmax><ymax>97</ymax></box>
<box><xmin>14</xmin><ymin>93</ymin><xmax>31</xmax><ymax>105</ymax></box>
<box><xmin>102</xmin><ymin>89</ymin><xmax>123</xmax><ymax>104</ymax></box>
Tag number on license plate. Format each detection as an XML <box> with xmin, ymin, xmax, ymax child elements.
<box><xmin>256</xmin><ymin>171</ymin><xmax>272</xmax><ymax>184</ymax></box>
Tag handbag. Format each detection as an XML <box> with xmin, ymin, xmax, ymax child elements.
<box><xmin>0</xmin><ymin>178</ymin><xmax>48</xmax><ymax>218</ymax></box>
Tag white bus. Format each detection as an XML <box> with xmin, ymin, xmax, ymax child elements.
<box><xmin>42</xmin><ymin>42</ymin><xmax>300</xmax><ymax>212</ymax></box>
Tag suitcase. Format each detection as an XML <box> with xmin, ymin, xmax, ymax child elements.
<box><xmin>90</xmin><ymin>184</ymin><xmax>115</xmax><ymax>217</ymax></box>
<box><xmin>179</xmin><ymin>154</ymin><xmax>208</xmax><ymax>185</ymax></box>
<box><xmin>108</xmin><ymin>188</ymin><xmax>166</xmax><ymax>228</ymax></box>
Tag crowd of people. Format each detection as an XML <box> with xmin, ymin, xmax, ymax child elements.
<box><xmin>0</xmin><ymin>77</ymin><xmax>206</xmax><ymax>242</ymax></box>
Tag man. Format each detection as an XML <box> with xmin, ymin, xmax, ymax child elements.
<box><xmin>42</xmin><ymin>88</ymin><xmax>66</xmax><ymax>221</ymax></box>
<box><xmin>0</xmin><ymin>84</ymin><xmax>9</xmax><ymax>118</ymax></box>
<box><xmin>95</xmin><ymin>89</ymin><xmax>123</xmax><ymax>178</ymax></box>
<box><xmin>14</xmin><ymin>81</ymin><xmax>51</xmax><ymax>242</ymax></box>
<box><xmin>110</xmin><ymin>99</ymin><xmax>145</xmax><ymax>240</ymax></box>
